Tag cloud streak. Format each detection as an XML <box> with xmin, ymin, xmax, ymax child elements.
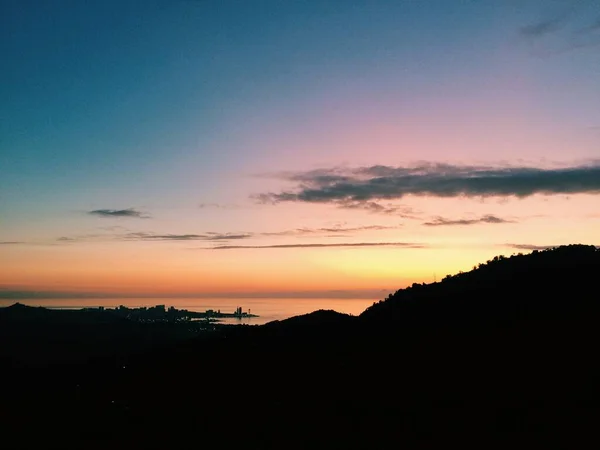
<box><xmin>254</xmin><ymin>163</ymin><xmax>600</xmax><ymax>210</ymax></box>
<box><xmin>208</xmin><ymin>242</ymin><xmax>426</xmax><ymax>250</ymax></box>
<box><xmin>262</xmin><ymin>224</ymin><xmax>400</xmax><ymax>236</ymax></box>
<box><xmin>588</xmin><ymin>17</ymin><xmax>600</xmax><ymax>32</ymax></box>
<box><xmin>506</xmin><ymin>244</ymin><xmax>558</xmax><ymax>251</ymax></box>
<box><xmin>123</xmin><ymin>232</ymin><xmax>252</xmax><ymax>241</ymax></box>
<box><xmin>519</xmin><ymin>7</ymin><xmax>600</xmax><ymax>55</ymax></box>
<box><xmin>423</xmin><ymin>215</ymin><xmax>513</xmax><ymax>227</ymax></box>
<box><xmin>519</xmin><ymin>13</ymin><xmax>570</xmax><ymax>38</ymax></box>
<box><xmin>337</xmin><ymin>200</ymin><xmax>418</xmax><ymax>216</ymax></box>
<box><xmin>88</xmin><ymin>208</ymin><xmax>149</xmax><ymax>219</ymax></box>
<box><xmin>54</xmin><ymin>231</ymin><xmax>253</xmax><ymax>243</ymax></box>
<box><xmin>55</xmin><ymin>223</ymin><xmax>402</xmax><ymax>244</ymax></box>
<box><xmin>198</xmin><ymin>203</ymin><xmax>240</xmax><ymax>210</ymax></box>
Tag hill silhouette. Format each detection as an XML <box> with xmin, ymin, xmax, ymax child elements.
<box><xmin>0</xmin><ymin>302</ymin><xmax>212</xmax><ymax>367</ymax></box>
<box><xmin>2</xmin><ymin>245</ymin><xmax>600</xmax><ymax>448</ymax></box>
<box><xmin>361</xmin><ymin>244</ymin><xmax>599</xmax><ymax>325</ymax></box>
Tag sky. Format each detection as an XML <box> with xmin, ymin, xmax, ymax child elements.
<box><xmin>1</xmin><ymin>0</ymin><xmax>599</xmax><ymax>298</ymax></box>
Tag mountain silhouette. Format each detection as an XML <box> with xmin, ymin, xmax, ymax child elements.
<box><xmin>361</xmin><ymin>244</ymin><xmax>599</xmax><ymax>326</ymax></box>
<box><xmin>2</xmin><ymin>244</ymin><xmax>599</xmax><ymax>448</ymax></box>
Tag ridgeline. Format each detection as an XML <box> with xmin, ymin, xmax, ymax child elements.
<box><xmin>2</xmin><ymin>245</ymin><xmax>599</xmax><ymax>448</ymax></box>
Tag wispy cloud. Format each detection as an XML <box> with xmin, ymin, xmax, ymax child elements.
<box><xmin>198</xmin><ymin>203</ymin><xmax>241</xmax><ymax>209</ymax></box>
<box><xmin>519</xmin><ymin>6</ymin><xmax>600</xmax><ymax>55</ymax></box>
<box><xmin>254</xmin><ymin>163</ymin><xmax>600</xmax><ymax>211</ymax></box>
<box><xmin>53</xmin><ymin>231</ymin><xmax>253</xmax><ymax>243</ymax></box>
<box><xmin>88</xmin><ymin>208</ymin><xmax>149</xmax><ymax>219</ymax></box>
<box><xmin>208</xmin><ymin>242</ymin><xmax>426</xmax><ymax>250</ymax></box>
<box><xmin>576</xmin><ymin>16</ymin><xmax>600</xmax><ymax>34</ymax></box>
<box><xmin>53</xmin><ymin>233</ymin><xmax>107</xmax><ymax>243</ymax></box>
<box><xmin>337</xmin><ymin>200</ymin><xmax>419</xmax><ymax>216</ymax></box>
<box><xmin>98</xmin><ymin>225</ymin><xmax>130</xmax><ymax>232</ymax></box>
<box><xmin>506</xmin><ymin>244</ymin><xmax>557</xmax><ymax>251</ymax></box>
<box><xmin>123</xmin><ymin>232</ymin><xmax>252</xmax><ymax>241</ymax></box>
<box><xmin>423</xmin><ymin>215</ymin><xmax>514</xmax><ymax>227</ymax></box>
<box><xmin>54</xmin><ymin>223</ymin><xmax>401</xmax><ymax>245</ymax></box>
<box><xmin>262</xmin><ymin>224</ymin><xmax>400</xmax><ymax>236</ymax></box>
<box><xmin>0</xmin><ymin>241</ymin><xmax>25</xmax><ymax>245</ymax></box>
<box><xmin>519</xmin><ymin>13</ymin><xmax>571</xmax><ymax>38</ymax></box>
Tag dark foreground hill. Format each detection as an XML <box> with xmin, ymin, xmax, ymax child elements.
<box><xmin>2</xmin><ymin>245</ymin><xmax>600</xmax><ymax>448</ymax></box>
<box><xmin>0</xmin><ymin>303</ymin><xmax>214</xmax><ymax>367</ymax></box>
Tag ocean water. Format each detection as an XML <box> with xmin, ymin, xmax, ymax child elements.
<box><xmin>3</xmin><ymin>298</ymin><xmax>378</xmax><ymax>326</ymax></box>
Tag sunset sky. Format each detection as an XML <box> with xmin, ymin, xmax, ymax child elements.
<box><xmin>2</xmin><ymin>0</ymin><xmax>599</xmax><ymax>298</ymax></box>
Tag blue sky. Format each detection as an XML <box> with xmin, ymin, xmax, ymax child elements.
<box><xmin>1</xmin><ymin>0</ymin><xmax>599</xmax><ymax>297</ymax></box>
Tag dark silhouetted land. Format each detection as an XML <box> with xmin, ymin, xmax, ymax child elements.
<box><xmin>2</xmin><ymin>244</ymin><xmax>600</xmax><ymax>448</ymax></box>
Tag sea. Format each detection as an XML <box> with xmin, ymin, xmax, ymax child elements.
<box><xmin>2</xmin><ymin>297</ymin><xmax>378</xmax><ymax>326</ymax></box>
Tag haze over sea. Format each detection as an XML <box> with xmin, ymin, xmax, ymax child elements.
<box><xmin>2</xmin><ymin>298</ymin><xmax>375</xmax><ymax>326</ymax></box>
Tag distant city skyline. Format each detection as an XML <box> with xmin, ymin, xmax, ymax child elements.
<box><xmin>2</xmin><ymin>0</ymin><xmax>599</xmax><ymax>297</ymax></box>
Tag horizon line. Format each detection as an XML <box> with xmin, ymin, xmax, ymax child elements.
<box><xmin>0</xmin><ymin>289</ymin><xmax>392</xmax><ymax>301</ymax></box>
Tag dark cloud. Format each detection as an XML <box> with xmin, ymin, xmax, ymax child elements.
<box><xmin>254</xmin><ymin>163</ymin><xmax>600</xmax><ymax>209</ymax></box>
<box><xmin>57</xmin><ymin>237</ymin><xmax>76</xmax><ymax>241</ymax></box>
<box><xmin>423</xmin><ymin>215</ymin><xmax>514</xmax><ymax>227</ymax></box>
<box><xmin>88</xmin><ymin>208</ymin><xmax>149</xmax><ymax>219</ymax></box>
<box><xmin>123</xmin><ymin>232</ymin><xmax>252</xmax><ymax>241</ymax></box>
<box><xmin>0</xmin><ymin>241</ymin><xmax>24</xmax><ymax>245</ymax></box>
<box><xmin>208</xmin><ymin>242</ymin><xmax>426</xmax><ymax>250</ymax></box>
